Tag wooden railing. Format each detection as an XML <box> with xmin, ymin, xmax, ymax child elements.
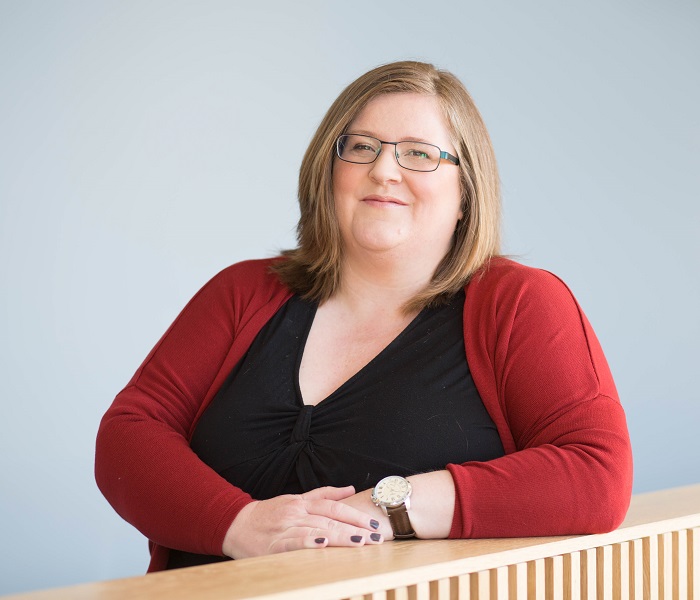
<box><xmin>6</xmin><ymin>484</ymin><xmax>699</xmax><ymax>600</ymax></box>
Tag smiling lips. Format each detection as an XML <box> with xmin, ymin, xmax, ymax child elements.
<box><xmin>362</xmin><ymin>195</ymin><xmax>407</xmax><ymax>206</ymax></box>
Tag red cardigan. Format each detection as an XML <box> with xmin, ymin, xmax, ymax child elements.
<box><xmin>95</xmin><ymin>257</ymin><xmax>633</xmax><ymax>572</ymax></box>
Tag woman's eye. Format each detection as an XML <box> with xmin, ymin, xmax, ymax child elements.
<box><xmin>403</xmin><ymin>146</ymin><xmax>432</xmax><ymax>160</ymax></box>
<box><xmin>353</xmin><ymin>143</ymin><xmax>376</xmax><ymax>152</ymax></box>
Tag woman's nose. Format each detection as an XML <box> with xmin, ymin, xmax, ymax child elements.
<box><xmin>369</xmin><ymin>145</ymin><xmax>403</xmax><ymax>184</ymax></box>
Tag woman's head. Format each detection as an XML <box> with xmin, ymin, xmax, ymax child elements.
<box><xmin>274</xmin><ymin>60</ymin><xmax>501</xmax><ymax>310</ymax></box>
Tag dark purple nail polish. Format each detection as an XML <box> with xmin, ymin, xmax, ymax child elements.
<box><xmin>370</xmin><ymin>533</ymin><xmax>381</xmax><ymax>542</ymax></box>
<box><xmin>350</xmin><ymin>535</ymin><xmax>363</xmax><ymax>543</ymax></box>
<box><xmin>315</xmin><ymin>537</ymin><xmax>326</xmax><ymax>544</ymax></box>
<box><xmin>370</xmin><ymin>519</ymin><xmax>380</xmax><ymax>530</ymax></box>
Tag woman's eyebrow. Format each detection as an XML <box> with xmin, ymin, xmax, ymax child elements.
<box><xmin>346</xmin><ymin>130</ymin><xmax>433</xmax><ymax>144</ymax></box>
<box><xmin>346</xmin><ymin>129</ymin><xmax>379</xmax><ymax>137</ymax></box>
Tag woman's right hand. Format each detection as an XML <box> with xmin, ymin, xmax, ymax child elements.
<box><xmin>222</xmin><ymin>485</ymin><xmax>383</xmax><ymax>559</ymax></box>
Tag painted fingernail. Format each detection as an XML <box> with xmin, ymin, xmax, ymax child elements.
<box><xmin>370</xmin><ymin>533</ymin><xmax>381</xmax><ymax>542</ymax></box>
<box><xmin>350</xmin><ymin>535</ymin><xmax>363</xmax><ymax>543</ymax></box>
<box><xmin>370</xmin><ymin>519</ymin><xmax>380</xmax><ymax>530</ymax></box>
<box><xmin>315</xmin><ymin>538</ymin><xmax>326</xmax><ymax>544</ymax></box>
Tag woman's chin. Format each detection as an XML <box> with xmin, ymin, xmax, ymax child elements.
<box><xmin>348</xmin><ymin>233</ymin><xmax>406</xmax><ymax>256</ymax></box>
<box><xmin>345</xmin><ymin>222</ymin><xmax>409</xmax><ymax>254</ymax></box>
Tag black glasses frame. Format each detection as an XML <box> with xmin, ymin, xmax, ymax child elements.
<box><xmin>335</xmin><ymin>134</ymin><xmax>460</xmax><ymax>172</ymax></box>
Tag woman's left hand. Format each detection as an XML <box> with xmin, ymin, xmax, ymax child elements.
<box><xmin>341</xmin><ymin>471</ymin><xmax>456</xmax><ymax>540</ymax></box>
<box><xmin>339</xmin><ymin>488</ymin><xmax>394</xmax><ymax>540</ymax></box>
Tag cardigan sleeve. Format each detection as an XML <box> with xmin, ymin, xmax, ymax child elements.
<box><xmin>95</xmin><ymin>262</ymin><xmax>285</xmax><ymax>559</ymax></box>
<box><xmin>447</xmin><ymin>260</ymin><xmax>633</xmax><ymax>538</ymax></box>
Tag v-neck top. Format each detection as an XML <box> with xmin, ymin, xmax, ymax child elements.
<box><xmin>97</xmin><ymin>257</ymin><xmax>632</xmax><ymax>573</ymax></box>
<box><xmin>167</xmin><ymin>291</ymin><xmax>504</xmax><ymax>568</ymax></box>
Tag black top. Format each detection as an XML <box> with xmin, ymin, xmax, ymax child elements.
<box><xmin>167</xmin><ymin>291</ymin><xmax>504</xmax><ymax>569</ymax></box>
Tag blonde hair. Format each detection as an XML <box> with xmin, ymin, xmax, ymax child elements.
<box><xmin>273</xmin><ymin>60</ymin><xmax>501</xmax><ymax>312</ymax></box>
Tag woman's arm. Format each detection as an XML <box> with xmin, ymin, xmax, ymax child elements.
<box><xmin>448</xmin><ymin>261</ymin><xmax>633</xmax><ymax>538</ymax></box>
<box><xmin>343</xmin><ymin>261</ymin><xmax>632</xmax><ymax>541</ymax></box>
<box><xmin>95</xmin><ymin>264</ymin><xmax>264</xmax><ymax>556</ymax></box>
<box><xmin>96</xmin><ymin>261</ymin><xmax>381</xmax><ymax>558</ymax></box>
<box><xmin>341</xmin><ymin>470</ymin><xmax>456</xmax><ymax>540</ymax></box>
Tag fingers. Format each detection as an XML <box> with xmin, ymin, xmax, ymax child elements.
<box><xmin>301</xmin><ymin>485</ymin><xmax>356</xmax><ymax>502</ymax></box>
<box><xmin>269</xmin><ymin>534</ymin><xmax>328</xmax><ymax>554</ymax></box>
<box><xmin>269</xmin><ymin>528</ymin><xmax>383</xmax><ymax>554</ymax></box>
<box><xmin>299</xmin><ymin>486</ymin><xmax>382</xmax><ymax>534</ymax></box>
<box><xmin>304</xmin><ymin>496</ymin><xmax>379</xmax><ymax>532</ymax></box>
<box><xmin>292</xmin><ymin>514</ymin><xmax>384</xmax><ymax>545</ymax></box>
<box><xmin>223</xmin><ymin>488</ymin><xmax>384</xmax><ymax>559</ymax></box>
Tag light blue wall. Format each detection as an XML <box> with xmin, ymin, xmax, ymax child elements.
<box><xmin>1</xmin><ymin>0</ymin><xmax>698</xmax><ymax>594</ymax></box>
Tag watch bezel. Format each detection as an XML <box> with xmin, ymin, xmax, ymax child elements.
<box><xmin>371</xmin><ymin>475</ymin><xmax>413</xmax><ymax>509</ymax></box>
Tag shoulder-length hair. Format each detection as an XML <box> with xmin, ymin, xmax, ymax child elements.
<box><xmin>272</xmin><ymin>60</ymin><xmax>501</xmax><ymax>313</ymax></box>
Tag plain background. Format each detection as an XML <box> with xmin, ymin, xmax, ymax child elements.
<box><xmin>1</xmin><ymin>0</ymin><xmax>698</xmax><ymax>595</ymax></box>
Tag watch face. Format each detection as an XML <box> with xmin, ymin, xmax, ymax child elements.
<box><xmin>373</xmin><ymin>476</ymin><xmax>412</xmax><ymax>507</ymax></box>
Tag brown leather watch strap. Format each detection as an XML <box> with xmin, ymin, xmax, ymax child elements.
<box><xmin>386</xmin><ymin>504</ymin><xmax>416</xmax><ymax>539</ymax></box>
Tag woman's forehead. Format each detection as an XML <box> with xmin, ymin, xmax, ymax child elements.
<box><xmin>348</xmin><ymin>93</ymin><xmax>453</xmax><ymax>147</ymax></box>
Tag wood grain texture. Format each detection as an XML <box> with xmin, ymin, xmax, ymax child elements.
<box><xmin>692</xmin><ymin>527</ymin><xmax>699</xmax><ymax>600</ymax></box>
<box><xmin>4</xmin><ymin>484</ymin><xmax>699</xmax><ymax>600</ymax></box>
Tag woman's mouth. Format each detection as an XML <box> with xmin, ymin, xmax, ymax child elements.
<box><xmin>362</xmin><ymin>195</ymin><xmax>407</xmax><ymax>206</ymax></box>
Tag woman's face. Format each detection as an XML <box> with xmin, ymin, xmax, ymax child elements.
<box><xmin>332</xmin><ymin>93</ymin><xmax>463</xmax><ymax>267</ymax></box>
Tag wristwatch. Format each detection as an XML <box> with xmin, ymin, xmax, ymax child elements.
<box><xmin>371</xmin><ymin>475</ymin><xmax>416</xmax><ymax>539</ymax></box>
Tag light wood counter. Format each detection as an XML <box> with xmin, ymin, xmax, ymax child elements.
<box><xmin>5</xmin><ymin>484</ymin><xmax>699</xmax><ymax>599</ymax></box>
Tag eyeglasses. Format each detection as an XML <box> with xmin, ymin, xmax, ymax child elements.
<box><xmin>335</xmin><ymin>134</ymin><xmax>460</xmax><ymax>173</ymax></box>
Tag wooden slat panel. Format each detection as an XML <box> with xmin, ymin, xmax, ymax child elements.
<box><xmin>632</xmin><ymin>538</ymin><xmax>644</xmax><ymax>599</ymax></box>
<box><xmin>691</xmin><ymin>527</ymin><xmax>699</xmax><ymax>600</ymax></box>
<box><xmin>661</xmin><ymin>531</ymin><xmax>673</xmax><ymax>599</ymax></box>
<box><xmin>580</xmin><ymin>548</ymin><xmax>596</xmax><ymax>599</ymax></box>
<box><xmin>563</xmin><ymin>553</ymin><xmax>572</xmax><ymax>600</ymax></box>
<box><xmin>388</xmin><ymin>588</ymin><xmax>409</xmax><ymax>600</ymax></box>
<box><xmin>508</xmin><ymin>562</ymin><xmax>527</xmax><ymax>600</ymax></box>
<box><xmin>490</xmin><ymin>569</ymin><xmax>498</xmax><ymax>600</ymax></box>
<box><xmin>596</xmin><ymin>545</ymin><xmax>613</xmax><ymax>600</ymax></box>
<box><xmin>544</xmin><ymin>556</ymin><xmax>563</xmax><ymax>600</ymax></box>
<box><xmin>644</xmin><ymin>534</ymin><xmax>660</xmax><ymax>600</ymax></box>
<box><xmin>566</xmin><ymin>551</ymin><xmax>581</xmax><ymax>600</ymax></box>
<box><xmin>526</xmin><ymin>559</ymin><xmax>545</xmax><ymax>600</ymax></box>
<box><xmin>475</xmin><ymin>570</ymin><xmax>490</xmax><ymax>600</ymax></box>
<box><xmin>453</xmin><ymin>575</ymin><xmax>470</xmax><ymax>600</ymax></box>
<box><xmin>526</xmin><ymin>560</ymin><xmax>534</xmax><ymax>600</ymax></box>
<box><xmin>672</xmin><ymin>531</ymin><xmax>688</xmax><ymax>600</ymax></box>
<box><xmin>428</xmin><ymin>578</ymin><xmax>450</xmax><ymax>600</ymax></box>
<box><xmin>545</xmin><ymin>557</ymin><xmax>553</xmax><ymax>600</ymax></box>
<box><xmin>617</xmin><ymin>542</ymin><xmax>629</xmax><ymax>600</ymax></box>
<box><xmin>612</xmin><ymin>544</ymin><xmax>620</xmax><ymax>600</ymax></box>
<box><xmin>469</xmin><ymin>573</ymin><xmax>478</xmax><ymax>600</ymax></box>
<box><xmin>494</xmin><ymin>566</ymin><xmax>508</xmax><ymax>600</ymax></box>
<box><xmin>412</xmin><ymin>581</ymin><xmax>430</xmax><ymax>600</ymax></box>
<box><xmin>3</xmin><ymin>485</ymin><xmax>699</xmax><ymax>600</ymax></box>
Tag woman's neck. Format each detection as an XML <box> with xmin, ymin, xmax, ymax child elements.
<box><xmin>331</xmin><ymin>253</ymin><xmax>435</xmax><ymax>317</ymax></box>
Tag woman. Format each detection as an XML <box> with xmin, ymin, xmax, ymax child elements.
<box><xmin>95</xmin><ymin>61</ymin><xmax>633</xmax><ymax>572</ymax></box>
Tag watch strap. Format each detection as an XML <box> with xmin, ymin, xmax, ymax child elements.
<box><xmin>386</xmin><ymin>504</ymin><xmax>416</xmax><ymax>539</ymax></box>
